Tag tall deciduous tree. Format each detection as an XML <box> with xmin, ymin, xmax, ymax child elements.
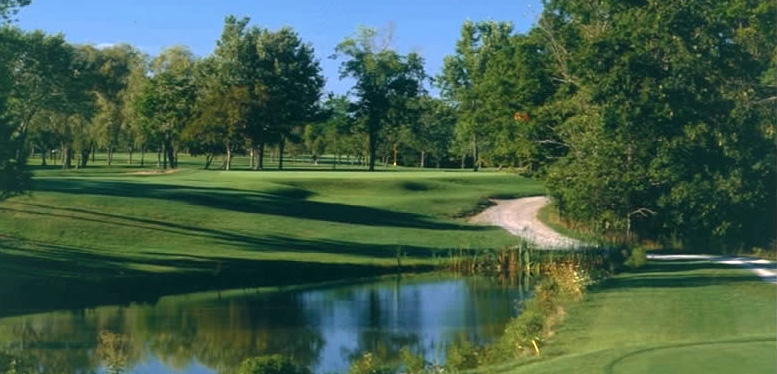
<box><xmin>414</xmin><ymin>97</ymin><xmax>456</xmax><ymax>168</ymax></box>
<box><xmin>213</xmin><ymin>16</ymin><xmax>266</xmax><ymax>170</ymax></box>
<box><xmin>0</xmin><ymin>26</ymin><xmax>28</xmax><ymax>198</ymax></box>
<box><xmin>254</xmin><ymin>27</ymin><xmax>325</xmax><ymax>170</ymax></box>
<box><xmin>137</xmin><ymin>46</ymin><xmax>197</xmax><ymax>169</ymax></box>
<box><xmin>121</xmin><ymin>52</ymin><xmax>152</xmax><ymax>166</ymax></box>
<box><xmin>87</xmin><ymin>44</ymin><xmax>143</xmax><ymax>165</ymax></box>
<box><xmin>335</xmin><ymin>26</ymin><xmax>426</xmax><ymax>171</ymax></box>
<box><xmin>438</xmin><ymin>21</ymin><xmax>516</xmax><ymax>171</ymax></box>
<box><xmin>185</xmin><ymin>57</ymin><xmax>251</xmax><ymax>170</ymax></box>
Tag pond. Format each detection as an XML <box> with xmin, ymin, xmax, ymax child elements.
<box><xmin>0</xmin><ymin>274</ymin><xmax>530</xmax><ymax>374</ymax></box>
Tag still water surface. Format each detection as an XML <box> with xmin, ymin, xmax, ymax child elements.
<box><xmin>0</xmin><ymin>275</ymin><xmax>528</xmax><ymax>374</ymax></box>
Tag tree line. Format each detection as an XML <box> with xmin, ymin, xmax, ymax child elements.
<box><xmin>1</xmin><ymin>14</ymin><xmax>459</xmax><ymax>176</ymax></box>
<box><xmin>1</xmin><ymin>0</ymin><xmax>775</xmax><ymax>250</ymax></box>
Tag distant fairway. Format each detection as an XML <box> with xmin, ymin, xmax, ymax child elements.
<box><xmin>0</xmin><ymin>153</ymin><xmax>543</xmax><ymax>311</ymax></box>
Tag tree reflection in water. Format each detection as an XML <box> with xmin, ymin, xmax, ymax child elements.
<box><xmin>0</xmin><ymin>275</ymin><xmax>527</xmax><ymax>374</ymax></box>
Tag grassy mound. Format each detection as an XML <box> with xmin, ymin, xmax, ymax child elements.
<box><xmin>0</xmin><ymin>155</ymin><xmax>544</xmax><ymax>311</ymax></box>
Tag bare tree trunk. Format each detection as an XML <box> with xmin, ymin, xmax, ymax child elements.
<box><xmin>107</xmin><ymin>147</ymin><xmax>113</xmax><ymax>166</ymax></box>
<box><xmin>473</xmin><ymin>135</ymin><xmax>480</xmax><ymax>172</ymax></box>
<box><xmin>420</xmin><ymin>151</ymin><xmax>425</xmax><ymax>168</ymax></box>
<box><xmin>368</xmin><ymin>126</ymin><xmax>378</xmax><ymax>171</ymax></box>
<box><xmin>205</xmin><ymin>153</ymin><xmax>214</xmax><ymax>169</ymax></box>
<box><xmin>128</xmin><ymin>148</ymin><xmax>133</xmax><ymax>165</ymax></box>
<box><xmin>461</xmin><ymin>154</ymin><xmax>465</xmax><ymax>169</ymax></box>
<box><xmin>140</xmin><ymin>144</ymin><xmax>145</xmax><ymax>167</ymax></box>
<box><xmin>250</xmin><ymin>147</ymin><xmax>255</xmax><ymax>169</ymax></box>
<box><xmin>393</xmin><ymin>144</ymin><xmax>398</xmax><ymax>166</ymax></box>
<box><xmin>91</xmin><ymin>144</ymin><xmax>95</xmax><ymax>164</ymax></box>
<box><xmin>62</xmin><ymin>145</ymin><xmax>73</xmax><ymax>169</ymax></box>
<box><xmin>436</xmin><ymin>157</ymin><xmax>441</xmax><ymax>169</ymax></box>
<box><xmin>61</xmin><ymin>144</ymin><xmax>67</xmax><ymax>169</ymax></box>
<box><xmin>80</xmin><ymin>150</ymin><xmax>89</xmax><ymax>168</ymax></box>
<box><xmin>41</xmin><ymin>149</ymin><xmax>47</xmax><ymax>166</ymax></box>
<box><xmin>258</xmin><ymin>142</ymin><xmax>265</xmax><ymax>170</ymax></box>
<box><xmin>162</xmin><ymin>141</ymin><xmax>168</xmax><ymax>169</ymax></box>
<box><xmin>278</xmin><ymin>137</ymin><xmax>285</xmax><ymax>170</ymax></box>
<box><xmin>166</xmin><ymin>144</ymin><xmax>175</xmax><ymax>169</ymax></box>
<box><xmin>773</xmin><ymin>8</ymin><xmax>777</xmax><ymax>254</ymax></box>
<box><xmin>225</xmin><ymin>145</ymin><xmax>232</xmax><ymax>171</ymax></box>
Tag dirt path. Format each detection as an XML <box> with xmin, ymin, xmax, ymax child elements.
<box><xmin>470</xmin><ymin>196</ymin><xmax>777</xmax><ymax>281</ymax></box>
<box><xmin>470</xmin><ymin>196</ymin><xmax>583</xmax><ymax>249</ymax></box>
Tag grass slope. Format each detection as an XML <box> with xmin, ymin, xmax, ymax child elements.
<box><xmin>497</xmin><ymin>259</ymin><xmax>776</xmax><ymax>374</ymax></box>
<box><xmin>0</xmin><ymin>155</ymin><xmax>543</xmax><ymax>311</ymax></box>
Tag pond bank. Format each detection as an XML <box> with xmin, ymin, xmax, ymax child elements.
<box><xmin>0</xmin><ymin>257</ymin><xmax>434</xmax><ymax>317</ymax></box>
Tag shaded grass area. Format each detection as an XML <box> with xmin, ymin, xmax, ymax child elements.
<box><xmin>492</xmin><ymin>259</ymin><xmax>776</xmax><ymax>374</ymax></box>
<box><xmin>0</xmin><ymin>158</ymin><xmax>544</xmax><ymax>313</ymax></box>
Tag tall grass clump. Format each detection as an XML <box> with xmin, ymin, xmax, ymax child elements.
<box><xmin>399</xmin><ymin>348</ymin><xmax>427</xmax><ymax>374</ymax></box>
<box><xmin>443</xmin><ymin>242</ymin><xmax>539</xmax><ymax>280</ymax></box>
<box><xmin>0</xmin><ymin>352</ymin><xmax>34</xmax><ymax>374</ymax></box>
<box><xmin>498</xmin><ymin>248</ymin><xmax>613</xmax><ymax>357</ymax></box>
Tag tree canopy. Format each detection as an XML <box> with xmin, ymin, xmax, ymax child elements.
<box><xmin>334</xmin><ymin>26</ymin><xmax>427</xmax><ymax>171</ymax></box>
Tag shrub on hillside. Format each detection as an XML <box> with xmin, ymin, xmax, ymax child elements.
<box><xmin>624</xmin><ymin>247</ymin><xmax>647</xmax><ymax>269</ymax></box>
<box><xmin>347</xmin><ymin>352</ymin><xmax>394</xmax><ymax>374</ymax></box>
<box><xmin>399</xmin><ymin>348</ymin><xmax>426</xmax><ymax>374</ymax></box>
<box><xmin>445</xmin><ymin>340</ymin><xmax>481</xmax><ymax>371</ymax></box>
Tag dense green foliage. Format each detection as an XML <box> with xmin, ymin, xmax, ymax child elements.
<box><xmin>437</xmin><ymin>0</ymin><xmax>776</xmax><ymax>251</ymax></box>
<box><xmin>535</xmin><ymin>0</ymin><xmax>776</xmax><ymax>251</ymax></box>
<box><xmin>334</xmin><ymin>26</ymin><xmax>427</xmax><ymax>171</ymax></box>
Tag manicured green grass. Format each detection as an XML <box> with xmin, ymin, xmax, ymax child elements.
<box><xmin>493</xmin><ymin>259</ymin><xmax>776</xmax><ymax>374</ymax></box>
<box><xmin>1</xmin><ymin>153</ymin><xmax>544</xmax><ymax>311</ymax></box>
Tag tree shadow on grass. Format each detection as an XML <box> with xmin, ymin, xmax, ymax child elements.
<box><xmin>31</xmin><ymin>179</ymin><xmax>485</xmax><ymax>231</ymax></box>
<box><xmin>605</xmin><ymin>275</ymin><xmax>762</xmax><ymax>289</ymax></box>
<box><xmin>595</xmin><ymin>261</ymin><xmax>765</xmax><ymax>291</ymax></box>
<box><xmin>0</xmin><ymin>236</ymin><xmax>430</xmax><ymax>317</ymax></box>
<box><xmin>629</xmin><ymin>261</ymin><xmax>736</xmax><ymax>274</ymax></box>
<box><xmin>2</xmin><ymin>204</ymin><xmax>444</xmax><ymax>259</ymax></box>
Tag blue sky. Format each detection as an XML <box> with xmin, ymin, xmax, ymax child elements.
<box><xmin>18</xmin><ymin>0</ymin><xmax>543</xmax><ymax>95</ymax></box>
